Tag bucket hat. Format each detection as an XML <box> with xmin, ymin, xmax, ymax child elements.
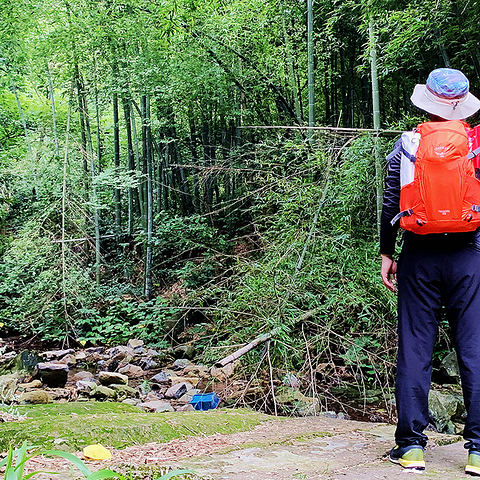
<box><xmin>411</xmin><ymin>68</ymin><xmax>480</xmax><ymax>120</ymax></box>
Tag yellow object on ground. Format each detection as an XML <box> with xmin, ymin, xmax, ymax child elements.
<box><xmin>83</xmin><ymin>444</ymin><xmax>112</xmax><ymax>460</ymax></box>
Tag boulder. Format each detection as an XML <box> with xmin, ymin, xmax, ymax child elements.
<box><xmin>177</xmin><ymin>388</ymin><xmax>201</xmax><ymax>404</ymax></box>
<box><xmin>0</xmin><ymin>373</ymin><xmax>19</xmax><ymax>403</ymax></box>
<box><xmin>276</xmin><ymin>386</ymin><xmax>322</xmax><ymax>416</ymax></box>
<box><xmin>127</xmin><ymin>339</ymin><xmax>144</xmax><ymax>351</ymax></box>
<box><xmin>76</xmin><ymin>380</ymin><xmax>97</xmax><ymax>394</ymax></box>
<box><xmin>210</xmin><ymin>363</ymin><xmax>235</xmax><ymax>381</ymax></box>
<box><xmin>184</xmin><ymin>364</ymin><xmax>210</xmax><ymax>378</ymax></box>
<box><xmin>19</xmin><ymin>379</ymin><xmax>43</xmax><ymax>390</ymax></box>
<box><xmin>19</xmin><ymin>390</ymin><xmax>52</xmax><ymax>405</ymax></box>
<box><xmin>35</xmin><ymin>363</ymin><xmax>69</xmax><ymax>388</ymax></box>
<box><xmin>42</xmin><ymin>349</ymin><xmax>75</xmax><ymax>362</ymax></box>
<box><xmin>48</xmin><ymin>388</ymin><xmax>73</xmax><ymax>402</ymax></box>
<box><xmin>75</xmin><ymin>351</ymin><xmax>88</xmax><ymax>362</ymax></box>
<box><xmin>89</xmin><ymin>385</ymin><xmax>116</xmax><ymax>400</ymax></box>
<box><xmin>440</xmin><ymin>351</ymin><xmax>461</xmax><ymax>383</ymax></box>
<box><xmin>165</xmin><ymin>382</ymin><xmax>194</xmax><ymax>399</ymax></box>
<box><xmin>71</xmin><ymin>371</ymin><xmax>95</xmax><ymax>383</ymax></box>
<box><xmin>138</xmin><ymin>399</ymin><xmax>174</xmax><ymax>413</ymax></box>
<box><xmin>15</xmin><ymin>350</ymin><xmax>40</xmax><ymax>372</ymax></box>
<box><xmin>174</xmin><ymin>346</ymin><xmax>196</xmax><ymax>360</ymax></box>
<box><xmin>110</xmin><ymin>384</ymin><xmax>139</xmax><ymax>401</ymax></box>
<box><xmin>58</xmin><ymin>354</ymin><xmax>76</xmax><ymax>366</ymax></box>
<box><xmin>118</xmin><ymin>364</ymin><xmax>144</xmax><ymax>378</ymax></box>
<box><xmin>104</xmin><ymin>346</ymin><xmax>135</xmax><ymax>361</ymax></box>
<box><xmin>138</xmin><ymin>358</ymin><xmax>158</xmax><ymax>370</ymax></box>
<box><xmin>151</xmin><ymin>371</ymin><xmax>171</xmax><ymax>384</ymax></box>
<box><xmin>172</xmin><ymin>359</ymin><xmax>191</xmax><ymax>370</ymax></box>
<box><xmin>175</xmin><ymin>404</ymin><xmax>195</xmax><ymax>412</ymax></box>
<box><xmin>97</xmin><ymin>371</ymin><xmax>128</xmax><ymax>386</ymax></box>
<box><xmin>428</xmin><ymin>389</ymin><xmax>461</xmax><ymax>434</ymax></box>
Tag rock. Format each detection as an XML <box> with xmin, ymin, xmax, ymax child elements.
<box><xmin>429</xmin><ymin>389</ymin><xmax>458</xmax><ymax>434</ymax></box>
<box><xmin>276</xmin><ymin>386</ymin><xmax>322</xmax><ymax>416</ymax></box>
<box><xmin>35</xmin><ymin>363</ymin><xmax>69</xmax><ymax>388</ymax></box>
<box><xmin>104</xmin><ymin>346</ymin><xmax>135</xmax><ymax>361</ymax></box>
<box><xmin>15</xmin><ymin>350</ymin><xmax>40</xmax><ymax>372</ymax></box>
<box><xmin>170</xmin><ymin>375</ymin><xmax>199</xmax><ymax>387</ymax></box>
<box><xmin>76</xmin><ymin>380</ymin><xmax>97</xmax><ymax>394</ymax></box>
<box><xmin>19</xmin><ymin>379</ymin><xmax>43</xmax><ymax>389</ymax></box>
<box><xmin>138</xmin><ymin>358</ymin><xmax>158</xmax><ymax>370</ymax></box>
<box><xmin>19</xmin><ymin>390</ymin><xmax>52</xmax><ymax>404</ymax></box>
<box><xmin>71</xmin><ymin>371</ymin><xmax>95</xmax><ymax>383</ymax></box>
<box><xmin>177</xmin><ymin>388</ymin><xmax>201</xmax><ymax>404</ymax></box>
<box><xmin>210</xmin><ymin>363</ymin><xmax>235</xmax><ymax>381</ymax></box>
<box><xmin>151</xmin><ymin>371</ymin><xmax>170</xmax><ymax>384</ymax></box>
<box><xmin>58</xmin><ymin>354</ymin><xmax>76</xmax><ymax>366</ymax></box>
<box><xmin>97</xmin><ymin>371</ymin><xmax>128</xmax><ymax>386</ymax></box>
<box><xmin>174</xmin><ymin>346</ymin><xmax>196</xmax><ymax>360</ymax></box>
<box><xmin>0</xmin><ymin>373</ymin><xmax>19</xmax><ymax>403</ymax></box>
<box><xmin>85</xmin><ymin>347</ymin><xmax>105</xmax><ymax>354</ymax></box>
<box><xmin>127</xmin><ymin>339</ymin><xmax>144</xmax><ymax>351</ymax></box>
<box><xmin>42</xmin><ymin>349</ymin><xmax>75</xmax><ymax>361</ymax></box>
<box><xmin>118</xmin><ymin>364</ymin><xmax>144</xmax><ymax>378</ymax></box>
<box><xmin>184</xmin><ymin>364</ymin><xmax>210</xmax><ymax>378</ymax></box>
<box><xmin>89</xmin><ymin>385</ymin><xmax>116</xmax><ymax>400</ymax></box>
<box><xmin>122</xmin><ymin>398</ymin><xmax>139</xmax><ymax>406</ymax></box>
<box><xmin>440</xmin><ymin>351</ymin><xmax>461</xmax><ymax>383</ymax></box>
<box><xmin>48</xmin><ymin>388</ymin><xmax>73</xmax><ymax>401</ymax></box>
<box><xmin>175</xmin><ymin>404</ymin><xmax>195</xmax><ymax>412</ymax></box>
<box><xmin>165</xmin><ymin>382</ymin><xmax>194</xmax><ymax>399</ymax></box>
<box><xmin>283</xmin><ymin>373</ymin><xmax>300</xmax><ymax>390</ymax></box>
<box><xmin>173</xmin><ymin>359</ymin><xmax>192</xmax><ymax>370</ymax></box>
<box><xmin>75</xmin><ymin>351</ymin><xmax>88</xmax><ymax>362</ymax></box>
<box><xmin>138</xmin><ymin>399</ymin><xmax>174</xmax><ymax>413</ymax></box>
<box><xmin>110</xmin><ymin>384</ymin><xmax>139</xmax><ymax>401</ymax></box>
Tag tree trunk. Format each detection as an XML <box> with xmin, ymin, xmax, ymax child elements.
<box><xmin>113</xmin><ymin>93</ymin><xmax>122</xmax><ymax>241</ymax></box>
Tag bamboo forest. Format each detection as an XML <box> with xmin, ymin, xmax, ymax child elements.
<box><xmin>1</xmin><ymin>0</ymin><xmax>479</xmax><ymax>407</ymax></box>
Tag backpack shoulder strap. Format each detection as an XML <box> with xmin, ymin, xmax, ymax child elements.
<box><xmin>400</xmin><ymin>130</ymin><xmax>420</xmax><ymax>162</ymax></box>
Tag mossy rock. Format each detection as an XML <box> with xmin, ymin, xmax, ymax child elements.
<box><xmin>0</xmin><ymin>402</ymin><xmax>272</xmax><ymax>452</ymax></box>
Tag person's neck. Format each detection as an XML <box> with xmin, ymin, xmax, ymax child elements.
<box><xmin>429</xmin><ymin>114</ymin><xmax>449</xmax><ymax>122</ymax></box>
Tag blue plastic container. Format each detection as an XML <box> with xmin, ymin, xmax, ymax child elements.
<box><xmin>190</xmin><ymin>393</ymin><xmax>220</xmax><ymax>411</ymax></box>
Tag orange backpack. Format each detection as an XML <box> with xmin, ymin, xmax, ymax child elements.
<box><xmin>392</xmin><ymin>120</ymin><xmax>480</xmax><ymax>234</ymax></box>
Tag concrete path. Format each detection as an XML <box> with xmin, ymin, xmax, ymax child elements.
<box><xmin>172</xmin><ymin>416</ymin><xmax>472</xmax><ymax>479</ymax></box>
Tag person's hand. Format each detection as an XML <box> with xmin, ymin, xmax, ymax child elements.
<box><xmin>381</xmin><ymin>255</ymin><xmax>397</xmax><ymax>292</ymax></box>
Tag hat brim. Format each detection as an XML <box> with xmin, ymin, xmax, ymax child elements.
<box><xmin>411</xmin><ymin>84</ymin><xmax>480</xmax><ymax>120</ymax></box>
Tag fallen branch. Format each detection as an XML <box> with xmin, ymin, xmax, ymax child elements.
<box><xmin>215</xmin><ymin>328</ymin><xmax>280</xmax><ymax>367</ymax></box>
<box><xmin>215</xmin><ymin>308</ymin><xmax>321</xmax><ymax>367</ymax></box>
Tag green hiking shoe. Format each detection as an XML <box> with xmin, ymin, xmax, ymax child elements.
<box><xmin>466</xmin><ymin>450</ymin><xmax>480</xmax><ymax>476</ymax></box>
<box><xmin>389</xmin><ymin>445</ymin><xmax>425</xmax><ymax>470</ymax></box>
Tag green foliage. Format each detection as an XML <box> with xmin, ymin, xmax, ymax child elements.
<box><xmin>195</xmin><ymin>135</ymin><xmax>397</xmax><ymax>390</ymax></box>
<box><xmin>77</xmin><ymin>296</ymin><xmax>177</xmax><ymax>346</ymax></box>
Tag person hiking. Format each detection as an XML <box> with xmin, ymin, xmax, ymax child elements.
<box><xmin>380</xmin><ymin>68</ymin><xmax>480</xmax><ymax>475</ymax></box>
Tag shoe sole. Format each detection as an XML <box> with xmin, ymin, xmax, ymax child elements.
<box><xmin>466</xmin><ymin>465</ymin><xmax>480</xmax><ymax>476</ymax></box>
<box><xmin>390</xmin><ymin>455</ymin><xmax>425</xmax><ymax>470</ymax></box>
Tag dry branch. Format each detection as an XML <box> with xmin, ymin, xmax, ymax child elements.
<box><xmin>215</xmin><ymin>308</ymin><xmax>321</xmax><ymax>367</ymax></box>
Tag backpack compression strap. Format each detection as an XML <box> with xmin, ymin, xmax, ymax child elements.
<box><xmin>391</xmin><ymin>208</ymin><xmax>414</xmax><ymax>226</ymax></box>
<box><xmin>467</xmin><ymin>146</ymin><xmax>480</xmax><ymax>159</ymax></box>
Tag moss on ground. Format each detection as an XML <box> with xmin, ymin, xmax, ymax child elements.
<box><xmin>0</xmin><ymin>402</ymin><xmax>272</xmax><ymax>452</ymax></box>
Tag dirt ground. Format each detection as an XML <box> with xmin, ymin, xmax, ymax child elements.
<box><xmin>22</xmin><ymin>414</ymin><xmax>475</xmax><ymax>479</ymax></box>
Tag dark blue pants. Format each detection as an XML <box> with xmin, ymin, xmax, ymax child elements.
<box><xmin>395</xmin><ymin>232</ymin><xmax>480</xmax><ymax>450</ymax></box>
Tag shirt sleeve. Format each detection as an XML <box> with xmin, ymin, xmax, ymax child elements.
<box><xmin>380</xmin><ymin>139</ymin><xmax>402</xmax><ymax>256</ymax></box>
